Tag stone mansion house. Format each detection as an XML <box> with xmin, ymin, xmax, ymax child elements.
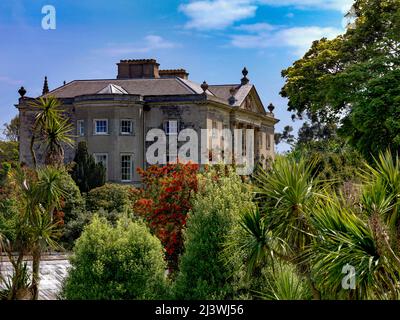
<box><xmin>16</xmin><ymin>59</ymin><xmax>278</xmax><ymax>185</ymax></box>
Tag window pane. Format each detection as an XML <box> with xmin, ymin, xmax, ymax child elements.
<box><xmin>166</xmin><ymin>120</ymin><xmax>178</xmax><ymax>135</ymax></box>
<box><xmin>96</xmin><ymin>120</ymin><xmax>107</xmax><ymax>133</ymax></box>
<box><xmin>121</xmin><ymin>120</ymin><xmax>132</xmax><ymax>134</ymax></box>
<box><xmin>77</xmin><ymin>120</ymin><xmax>84</xmax><ymax>136</ymax></box>
<box><xmin>121</xmin><ymin>155</ymin><xmax>132</xmax><ymax>181</ymax></box>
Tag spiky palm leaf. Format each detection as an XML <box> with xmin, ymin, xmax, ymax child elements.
<box><xmin>39</xmin><ymin>117</ymin><xmax>74</xmax><ymax>166</ymax></box>
<box><xmin>259</xmin><ymin>262</ymin><xmax>312</xmax><ymax>300</ymax></box>
<box><xmin>310</xmin><ymin>191</ymin><xmax>400</xmax><ymax>300</ymax></box>
<box><xmin>253</xmin><ymin>156</ymin><xmax>322</xmax><ymax>263</ymax></box>
<box><xmin>223</xmin><ymin>207</ymin><xmax>287</xmax><ymax>277</ymax></box>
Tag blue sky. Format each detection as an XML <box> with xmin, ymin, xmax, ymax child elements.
<box><xmin>0</xmin><ymin>0</ymin><xmax>353</xmax><ymax>151</ymax></box>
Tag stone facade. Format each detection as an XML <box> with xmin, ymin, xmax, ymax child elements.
<box><xmin>16</xmin><ymin>59</ymin><xmax>278</xmax><ymax>185</ymax></box>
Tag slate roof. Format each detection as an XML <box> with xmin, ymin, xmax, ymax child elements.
<box><xmin>44</xmin><ymin>77</ymin><xmax>254</xmax><ymax>108</ymax></box>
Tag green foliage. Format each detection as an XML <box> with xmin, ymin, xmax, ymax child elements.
<box><xmin>281</xmin><ymin>0</ymin><xmax>400</xmax><ymax>159</ymax></box>
<box><xmin>2</xmin><ymin>115</ymin><xmax>20</xmax><ymax>142</ymax></box>
<box><xmin>173</xmin><ymin>167</ymin><xmax>255</xmax><ymax>300</ymax></box>
<box><xmin>62</xmin><ymin>182</ymin><xmax>135</xmax><ymax>248</ymax></box>
<box><xmin>260</xmin><ymin>263</ymin><xmax>312</xmax><ymax>300</ymax></box>
<box><xmin>85</xmin><ymin>183</ymin><xmax>134</xmax><ymax>214</ymax></box>
<box><xmin>308</xmin><ymin>151</ymin><xmax>400</xmax><ymax>299</ymax></box>
<box><xmin>61</xmin><ymin>215</ymin><xmax>167</xmax><ymax>300</ymax></box>
<box><xmin>254</xmin><ymin>156</ymin><xmax>321</xmax><ymax>264</ymax></box>
<box><xmin>0</xmin><ymin>141</ymin><xmax>19</xmax><ymax>166</ymax></box>
<box><xmin>290</xmin><ymin>138</ymin><xmax>364</xmax><ymax>185</ymax></box>
<box><xmin>28</xmin><ymin>96</ymin><xmax>74</xmax><ymax>167</ymax></box>
<box><xmin>1</xmin><ymin>166</ymin><xmax>70</xmax><ymax>299</ymax></box>
<box><xmin>70</xmin><ymin>141</ymin><xmax>106</xmax><ymax>193</ymax></box>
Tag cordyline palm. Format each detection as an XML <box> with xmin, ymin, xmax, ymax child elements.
<box><xmin>29</xmin><ymin>96</ymin><xmax>73</xmax><ymax>167</ymax></box>
<box><xmin>39</xmin><ymin>117</ymin><xmax>74</xmax><ymax>166</ymax></box>
<box><xmin>12</xmin><ymin>166</ymin><xmax>68</xmax><ymax>300</ymax></box>
<box><xmin>234</xmin><ymin>156</ymin><xmax>323</xmax><ymax>298</ymax></box>
<box><xmin>309</xmin><ymin>151</ymin><xmax>400</xmax><ymax>300</ymax></box>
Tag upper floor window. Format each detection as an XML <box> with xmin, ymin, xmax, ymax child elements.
<box><xmin>164</xmin><ymin>120</ymin><xmax>178</xmax><ymax>135</ymax></box>
<box><xmin>77</xmin><ymin>120</ymin><xmax>84</xmax><ymax>136</ymax></box>
<box><xmin>120</xmin><ymin>119</ymin><xmax>133</xmax><ymax>135</ymax></box>
<box><xmin>94</xmin><ymin>119</ymin><xmax>108</xmax><ymax>135</ymax></box>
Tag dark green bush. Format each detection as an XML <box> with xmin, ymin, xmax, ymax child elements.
<box><xmin>70</xmin><ymin>141</ymin><xmax>106</xmax><ymax>193</ymax></box>
<box><xmin>61</xmin><ymin>215</ymin><xmax>168</xmax><ymax>300</ymax></box>
<box><xmin>85</xmin><ymin>183</ymin><xmax>134</xmax><ymax>214</ymax></box>
<box><xmin>173</xmin><ymin>168</ymin><xmax>255</xmax><ymax>299</ymax></box>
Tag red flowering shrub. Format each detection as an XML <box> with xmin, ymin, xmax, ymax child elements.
<box><xmin>133</xmin><ymin>162</ymin><xmax>199</xmax><ymax>271</ymax></box>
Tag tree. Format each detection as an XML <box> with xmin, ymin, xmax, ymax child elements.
<box><xmin>274</xmin><ymin>125</ymin><xmax>295</xmax><ymax>146</ymax></box>
<box><xmin>0</xmin><ymin>141</ymin><xmax>18</xmax><ymax>165</ymax></box>
<box><xmin>249</xmin><ymin>156</ymin><xmax>323</xmax><ymax>299</ymax></box>
<box><xmin>61</xmin><ymin>216</ymin><xmax>167</xmax><ymax>300</ymax></box>
<box><xmin>134</xmin><ymin>162</ymin><xmax>199</xmax><ymax>272</ymax></box>
<box><xmin>173</xmin><ymin>167</ymin><xmax>255</xmax><ymax>299</ymax></box>
<box><xmin>2</xmin><ymin>116</ymin><xmax>20</xmax><ymax>142</ymax></box>
<box><xmin>310</xmin><ymin>152</ymin><xmax>400</xmax><ymax>299</ymax></box>
<box><xmin>281</xmin><ymin>0</ymin><xmax>400</xmax><ymax>160</ymax></box>
<box><xmin>2</xmin><ymin>166</ymin><xmax>70</xmax><ymax>300</ymax></box>
<box><xmin>70</xmin><ymin>141</ymin><xmax>106</xmax><ymax>193</ymax></box>
<box><xmin>28</xmin><ymin>96</ymin><xmax>73</xmax><ymax>167</ymax></box>
<box><xmin>40</xmin><ymin>117</ymin><xmax>74</xmax><ymax>166</ymax></box>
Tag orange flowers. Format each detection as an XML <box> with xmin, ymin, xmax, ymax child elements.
<box><xmin>133</xmin><ymin>161</ymin><xmax>199</xmax><ymax>272</ymax></box>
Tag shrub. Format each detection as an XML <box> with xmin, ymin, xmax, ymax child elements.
<box><xmin>70</xmin><ymin>141</ymin><xmax>106</xmax><ymax>193</ymax></box>
<box><xmin>173</xmin><ymin>167</ymin><xmax>255</xmax><ymax>299</ymax></box>
<box><xmin>134</xmin><ymin>162</ymin><xmax>199</xmax><ymax>271</ymax></box>
<box><xmin>61</xmin><ymin>216</ymin><xmax>167</xmax><ymax>300</ymax></box>
<box><xmin>260</xmin><ymin>263</ymin><xmax>312</xmax><ymax>300</ymax></box>
<box><xmin>86</xmin><ymin>183</ymin><xmax>135</xmax><ymax>214</ymax></box>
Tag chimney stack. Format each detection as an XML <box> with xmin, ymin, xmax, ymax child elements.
<box><xmin>159</xmin><ymin>69</ymin><xmax>189</xmax><ymax>79</ymax></box>
<box><xmin>117</xmin><ymin>59</ymin><xmax>160</xmax><ymax>79</ymax></box>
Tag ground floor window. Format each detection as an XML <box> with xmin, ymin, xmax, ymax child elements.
<box><xmin>94</xmin><ymin>153</ymin><xmax>108</xmax><ymax>177</ymax></box>
<box><xmin>121</xmin><ymin>154</ymin><xmax>134</xmax><ymax>182</ymax></box>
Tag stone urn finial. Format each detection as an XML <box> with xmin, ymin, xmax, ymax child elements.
<box><xmin>18</xmin><ymin>86</ymin><xmax>27</xmax><ymax>98</ymax></box>
<box><xmin>268</xmin><ymin>103</ymin><xmax>275</xmax><ymax>113</ymax></box>
<box><xmin>241</xmin><ymin>67</ymin><xmax>249</xmax><ymax>85</ymax></box>
<box><xmin>201</xmin><ymin>81</ymin><xmax>209</xmax><ymax>93</ymax></box>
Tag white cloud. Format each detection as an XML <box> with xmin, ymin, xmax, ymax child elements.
<box><xmin>257</xmin><ymin>0</ymin><xmax>354</xmax><ymax>13</ymax></box>
<box><xmin>179</xmin><ymin>0</ymin><xmax>354</xmax><ymax>32</ymax></box>
<box><xmin>0</xmin><ymin>76</ymin><xmax>22</xmax><ymax>86</ymax></box>
<box><xmin>235</xmin><ymin>22</ymin><xmax>276</xmax><ymax>33</ymax></box>
<box><xmin>179</xmin><ymin>0</ymin><xmax>257</xmax><ymax>30</ymax></box>
<box><xmin>230</xmin><ymin>26</ymin><xmax>342</xmax><ymax>56</ymax></box>
<box><xmin>101</xmin><ymin>35</ymin><xmax>177</xmax><ymax>55</ymax></box>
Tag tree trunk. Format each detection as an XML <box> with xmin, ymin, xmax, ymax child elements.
<box><xmin>30</xmin><ymin>247</ymin><xmax>41</xmax><ymax>300</ymax></box>
<box><xmin>30</xmin><ymin>135</ymin><xmax>37</xmax><ymax>169</ymax></box>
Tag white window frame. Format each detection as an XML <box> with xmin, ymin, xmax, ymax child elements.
<box><xmin>94</xmin><ymin>119</ymin><xmax>109</xmax><ymax>135</ymax></box>
<box><xmin>77</xmin><ymin>120</ymin><xmax>85</xmax><ymax>136</ymax></box>
<box><xmin>164</xmin><ymin>120</ymin><xmax>178</xmax><ymax>136</ymax></box>
<box><xmin>121</xmin><ymin>153</ymin><xmax>134</xmax><ymax>182</ymax></box>
<box><xmin>93</xmin><ymin>153</ymin><xmax>108</xmax><ymax>178</ymax></box>
<box><xmin>120</xmin><ymin>119</ymin><xmax>134</xmax><ymax>135</ymax></box>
